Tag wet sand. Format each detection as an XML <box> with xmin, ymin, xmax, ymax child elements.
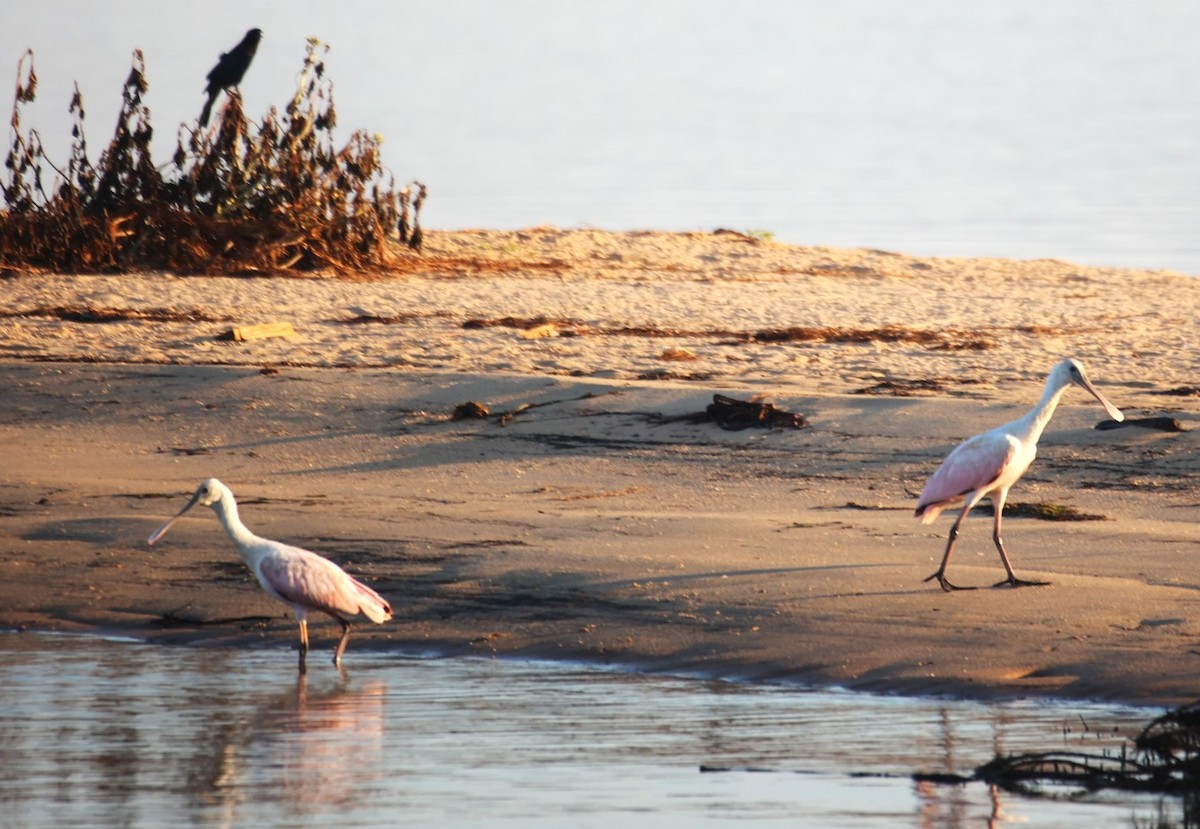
<box><xmin>1</xmin><ymin>228</ymin><xmax>1198</xmax><ymax>705</ymax></box>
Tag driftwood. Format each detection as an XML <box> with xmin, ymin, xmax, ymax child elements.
<box><xmin>451</xmin><ymin>401</ymin><xmax>490</xmax><ymax>420</ymax></box>
<box><xmin>447</xmin><ymin>392</ymin><xmax>806</xmax><ymax>431</ymax></box>
<box><xmin>703</xmin><ymin>394</ymin><xmax>807</xmax><ymax>430</ymax></box>
<box><xmin>218</xmin><ymin>321</ymin><xmax>296</xmax><ymax>342</ymax></box>
<box><xmin>708</xmin><ymin>700</ymin><xmax>1200</xmax><ymax>814</ymax></box>
<box><xmin>648</xmin><ymin>394</ymin><xmax>808</xmax><ymax>431</ymax></box>
<box><xmin>1095</xmin><ymin>416</ymin><xmax>1187</xmax><ymax>432</ymax></box>
<box><xmin>914</xmin><ymin>700</ymin><xmax>1200</xmax><ymax>805</ymax></box>
<box><xmin>448</xmin><ymin>392</ymin><xmax>614</xmax><ymax>427</ymax></box>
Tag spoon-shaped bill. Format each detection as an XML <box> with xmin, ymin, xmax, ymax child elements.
<box><xmin>147</xmin><ymin>493</ymin><xmax>201</xmax><ymax>545</ymax></box>
<box><xmin>1079</xmin><ymin>374</ymin><xmax>1124</xmax><ymax>422</ymax></box>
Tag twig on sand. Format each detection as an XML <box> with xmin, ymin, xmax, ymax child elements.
<box><xmin>450</xmin><ymin>391</ymin><xmax>620</xmax><ymax>426</ymax></box>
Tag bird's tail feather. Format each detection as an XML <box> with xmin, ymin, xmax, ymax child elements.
<box><xmin>914</xmin><ymin>502</ymin><xmax>943</xmax><ymax>524</ymax></box>
<box><xmin>352</xmin><ymin>579</ymin><xmax>393</xmax><ymax>623</ymax></box>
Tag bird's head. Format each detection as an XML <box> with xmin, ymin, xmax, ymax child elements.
<box><xmin>1057</xmin><ymin>358</ymin><xmax>1124</xmax><ymax>423</ymax></box>
<box><xmin>147</xmin><ymin>478</ymin><xmax>231</xmax><ymax>545</ymax></box>
<box><xmin>193</xmin><ymin>477</ymin><xmax>228</xmax><ymax>507</ymax></box>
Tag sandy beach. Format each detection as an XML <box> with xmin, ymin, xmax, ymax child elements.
<box><xmin>2</xmin><ymin>228</ymin><xmax>1199</xmax><ymax>706</ymax></box>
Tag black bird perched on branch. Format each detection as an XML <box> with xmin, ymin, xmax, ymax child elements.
<box><xmin>199</xmin><ymin>28</ymin><xmax>263</xmax><ymax>126</ymax></box>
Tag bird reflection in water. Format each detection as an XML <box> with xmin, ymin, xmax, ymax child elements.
<box><xmin>912</xmin><ymin>707</ymin><xmax>1024</xmax><ymax>829</ymax></box>
<box><xmin>188</xmin><ymin>673</ymin><xmax>386</xmax><ymax>824</ymax></box>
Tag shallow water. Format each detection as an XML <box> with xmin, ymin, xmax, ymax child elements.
<box><xmin>0</xmin><ymin>632</ymin><xmax>1183</xmax><ymax>828</ymax></box>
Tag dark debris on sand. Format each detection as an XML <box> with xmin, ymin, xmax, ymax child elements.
<box><xmin>653</xmin><ymin>394</ymin><xmax>808</xmax><ymax>431</ymax></box>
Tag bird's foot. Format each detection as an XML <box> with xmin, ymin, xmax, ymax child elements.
<box><xmin>993</xmin><ymin>576</ymin><xmax>1052</xmax><ymax>589</ymax></box>
<box><xmin>923</xmin><ymin>571</ymin><xmax>977</xmax><ymax>592</ymax></box>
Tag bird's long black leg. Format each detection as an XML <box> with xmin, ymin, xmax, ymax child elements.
<box><xmin>923</xmin><ymin>506</ymin><xmax>977</xmax><ymax>592</ymax></box>
<box><xmin>991</xmin><ymin>530</ymin><xmax>1051</xmax><ymax>588</ymax></box>
<box><xmin>297</xmin><ymin>620</ymin><xmax>310</xmax><ymax>674</ymax></box>
<box><xmin>332</xmin><ymin>617</ymin><xmax>352</xmax><ymax>668</ymax></box>
<box><xmin>989</xmin><ymin>494</ymin><xmax>1051</xmax><ymax>588</ymax></box>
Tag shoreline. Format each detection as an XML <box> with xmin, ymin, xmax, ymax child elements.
<box><xmin>2</xmin><ymin>229</ymin><xmax>1199</xmax><ymax>707</ymax></box>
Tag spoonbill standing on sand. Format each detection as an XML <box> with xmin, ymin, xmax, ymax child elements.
<box><xmin>148</xmin><ymin>478</ymin><xmax>393</xmax><ymax>672</ymax></box>
<box><xmin>915</xmin><ymin>358</ymin><xmax>1123</xmax><ymax>592</ymax></box>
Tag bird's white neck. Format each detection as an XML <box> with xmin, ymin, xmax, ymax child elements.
<box><xmin>210</xmin><ymin>494</ymin><xmax>265</xmax><ymax>563</ymax></box>
<box><xmin>1021</xmin><ymin>375</ymin><xmax>1072</xmax><ymax>442</ymax></box>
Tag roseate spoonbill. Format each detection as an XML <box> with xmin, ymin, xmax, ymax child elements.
<box><xmin>915</xmin><ymin>358</ymin><xmax>1123</xmax><ymax>592</ymax></box>
<box><xmin>148</xmin><ymin>478</ymin><xmax>392</xmax><ymax>672</ymax></box>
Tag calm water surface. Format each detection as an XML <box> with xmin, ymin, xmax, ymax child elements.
<box><xmin>0</xmin><ymin>632</ymin><xmax>1183</xmax><ymax>828</ymax></box>
<box><xmin>2</xmin><ymin>1</ymin><xmax>1198</xmax><ymax>273</ymax></box>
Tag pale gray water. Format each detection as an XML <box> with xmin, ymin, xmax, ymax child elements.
<box><xmin>2</xmin><ymin>1</ymin><xmax>1198</xmax><ymax>273</ymax></box>
<box><xmin>0</xmin><ymin>632</ymin><xmax>1183</xmax><ymax>828</ymax></box>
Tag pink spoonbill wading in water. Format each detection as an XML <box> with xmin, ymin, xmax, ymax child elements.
<box><xmin>915</xmin><ymin>358</ymin><xmax>1123</xmax><ymax>592</ymax></box>
<box><xmin>148</xmin><ymin>478</ymin><xmax>393</xmax><ymax>672</ymax></box>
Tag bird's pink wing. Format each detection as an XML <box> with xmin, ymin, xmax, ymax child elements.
<box><xmin>259</xmin><ymin>549</ymin><xmax>391</xmax><ymax>623</ymax></box>
<box><xmin>917</xmin><ymin>432</ymin><xmax>1016</xmax><ymax>514</ymax></box>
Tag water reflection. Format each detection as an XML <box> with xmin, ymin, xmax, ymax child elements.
<box><xmin>0</xmin><ymin>632</ymin><xmax>1185</xmax><ymax>828</ymax></box>
<box><xmin>909</xmin><ymin>708</ymin><xmax>1008</xmax><ymax>829</ymax></box>
<box><xmin>188</xmin><ymin>673</ymin><xmax>387</xmax><ymax>827</ymax></box>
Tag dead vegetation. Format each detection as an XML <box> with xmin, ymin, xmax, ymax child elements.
<box><xmin>0</xmin><ymin>41</ymin><xmax>424</xmax><ymax>275</ymax></box>
<box><xmin>898</xmin><ymin>701</ymin><xmax>1200</xmax><ymax>829</ymax></box>
<box><xmin>337</xmin><ymin>310</ymin><xmax>455</xmax><ymax>325</ymax></box>
<box><xmin>738</xmin><ymin>325</ymin><xmax>991</xmax><ymax>350</ymax></box>
<box><xmin>457</xmin><ymin>316</ymin><xmax>992</xmax><ymax>351</ymax></box>
<box><xmin>951</xmin><ymin>701</ymin><xmax>1200</xmax><ymax>815</ymax></box>
<box><xmin>854</xmin><ymin>378</ymin><xmax>948</xmax><ymax>396</ymax></box>
<box><xmin>977</xmin><ymin>501</ymin><xmax>1107</xmax><ymax>521</ymax></box>
<box><xmin>0</xmin><ymin>305</ymin><xmax>229</xmax><ymax>323</ymax></box>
